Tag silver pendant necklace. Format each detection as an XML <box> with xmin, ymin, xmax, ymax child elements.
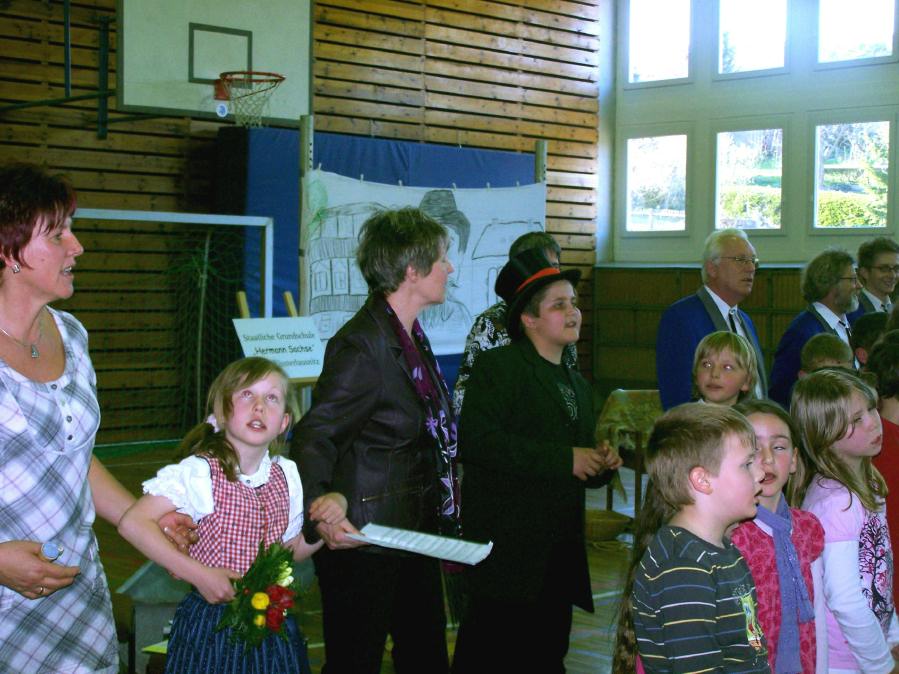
<box><xmin>0</xmin><ymin>312</ymin><xmax>43</xmax><ymax>358</ymax></box>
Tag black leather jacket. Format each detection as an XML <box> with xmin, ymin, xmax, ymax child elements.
<box><xmin>290</xmin><ymin>295</ymin><xmax>440</xmax><ymax>548</ymax></box>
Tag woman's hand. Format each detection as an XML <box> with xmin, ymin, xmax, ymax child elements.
<box><xmin>309</xmin><ymin>492</ymin><xmax>348</xmax><ymax>525</ymax></box>
<box><xmin>0</xmin><ymin>541</ymin><xmax>79</xmax><ymax>599</ymax></box>
<box><xmin>158</xmin><ymin>511</ymin><xmax>199</xmax><ymax>553</ymax></box>
<box><xmin>316</xmin><ymin>519</ymin><xmax>368</xmax><ymax>550</ymax></box>
<box><xmin>193</xmin><ymin>566</ymin><xmax>239</xmax><ymax>604</ymax></box>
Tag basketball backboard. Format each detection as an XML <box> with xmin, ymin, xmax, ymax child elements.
<box><xmin>117</xmin><ymin>0</ymin><xmax>310</xmax><ymax>125</ymax></box>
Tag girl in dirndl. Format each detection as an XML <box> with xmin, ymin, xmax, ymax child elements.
<box><xmin>118</xmin><ymin>357</ymin><xmax>346</xmax><ymax>673</ymax></box>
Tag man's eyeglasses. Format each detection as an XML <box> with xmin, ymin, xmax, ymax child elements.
<box><xmin>871</xmin><ymin>264</ymin><xmax>899</xmax><ymax>275</ymax></box>
<box><xmin>719</xmin><ymin>255</ymin><xmax>760</xmax><ymax>269</ymax></box>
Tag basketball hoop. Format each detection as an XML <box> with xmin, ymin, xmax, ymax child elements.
<box><xmin>215</xmin><ymin>71</ymin><xmax>285</xmax><ymax>128</ymax></box>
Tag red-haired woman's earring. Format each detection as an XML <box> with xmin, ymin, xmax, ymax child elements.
<box><xmin>11</xmin><ymin>264</ymin><xmax>20</xmax><ymax>273</ymax></box>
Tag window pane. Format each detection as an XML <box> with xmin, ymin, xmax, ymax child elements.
<box><xmin>819</xmin><ymin>0</ymin><xmax>895</xmax><ymax>63</ymax></box>
<box><xmin>814</xmin><ymin>121</ymin><xmax>889</xmax><ymax>228</ymax></box>
<box><xmin>716</xmin><ymin>129</ymin><xmax>783</xmax><ymax>230</ymax></box>
<box><xmin>628</xmin><ymin>0</ymin><xmax>690</xmax><ymax>83</ymax></box>
<box><xmin>719</xmin><ymin>0</ymin><xmax>786</xmax><ymax>74</ymax></box>
<box><xmin>626</xmin><ymin>135</ymin><xmax>687</xmax><ymax>232</ymax></box>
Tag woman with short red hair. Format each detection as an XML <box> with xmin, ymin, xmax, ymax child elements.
<box><xmin>0</xmin><ymin>163</ymin><xmax>193</xmax><ymax>672</ymax></box>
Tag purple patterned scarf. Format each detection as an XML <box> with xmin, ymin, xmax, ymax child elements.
<box><xmin>754</xmin><ymin>497</ymin><xmax>814</xmax><ymax>674</ymax></box>
<box><xmin>382</xmin><ymin>296</ymin><xmax>461</xmax><ymax>537</ymax></box>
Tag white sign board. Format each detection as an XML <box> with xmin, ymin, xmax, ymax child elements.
<box><xmin>232</xmin><ymin>317</ymin><xmax>324</xmax><ymax>380</ymax></box>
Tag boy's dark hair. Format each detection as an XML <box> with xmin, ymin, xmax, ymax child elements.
<box><xmin>850</xmin><ymin>312</ymin><xmax>888</xmax><ymax>354</ymax></box>
<box><xmin>858</xmin><ymin>236</ymin><xmax>899</xmax><ymax>269</ymax></box>
<box><xmin>800</xmin><ymin>333</ymin><xmax>854</xmax><ymax>372</ymax></box>
<box><xmin>509</xmin><ymin>231</ymin><xmax>561</xmax><ymax>259</ymax></box>
<box><xmin>867</xmin><ymin>337</ymin><xmax>899</xmax><ymax>400</ymax></box>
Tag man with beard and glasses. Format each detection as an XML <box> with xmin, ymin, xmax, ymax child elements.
<box><xmin>768</xmin><ymin>249</ymin><xmax>862</xmax><ymax>406</ymax></box>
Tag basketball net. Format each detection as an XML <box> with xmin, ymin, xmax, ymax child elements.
<box><xmin>216</xmin><ymin>71</ymin><xmax>285</xmax><ymax>128</ymax></box>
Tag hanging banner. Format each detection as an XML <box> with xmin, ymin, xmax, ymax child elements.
<box><xmin>302</xmin><ymin>169</ymin><xmax>547</xmax><ymax>355</ymax></box>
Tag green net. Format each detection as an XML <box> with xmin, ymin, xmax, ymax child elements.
<box><xmin>64</xmin><ymin>217</ymin><xmax>257</xmax><ymax>446</ymax></box>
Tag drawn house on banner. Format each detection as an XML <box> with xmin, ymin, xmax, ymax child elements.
<box><xmin>304</xmin><ymin>172</ymin><xmax>545</xmax><ymax>355</ymax></box>
<box><xmin>308</xmin><ymin>202</ymin><xmax>377</xmax><ymax>339</ymax></box>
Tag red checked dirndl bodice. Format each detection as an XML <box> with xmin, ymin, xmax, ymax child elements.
<box><xmin>190</xmin><ymin>456</ymin><xmax>290</xmax><ymax>575</ymax></box>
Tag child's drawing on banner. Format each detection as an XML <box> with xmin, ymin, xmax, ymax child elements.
<box><xmin>303</xmin><ymin>169</ymin><xmax>546</xmax><ymax>355</ymax></box>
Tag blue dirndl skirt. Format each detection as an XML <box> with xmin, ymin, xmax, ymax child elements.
<box><xmin>164</xmin><ymin>591</ymin><xmax>311</xmax><ymax>674</ymax></box>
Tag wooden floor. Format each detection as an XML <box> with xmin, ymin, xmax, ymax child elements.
<box><xmin>96</xmin><ymin>445</ymin><xmax>638</xmax><ymax>673</ymax></box>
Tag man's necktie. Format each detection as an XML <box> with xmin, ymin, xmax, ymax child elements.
<box><xmin>838</xmin><ymin>319</ymin><xmax>852</xmax><ymax>341</ymax></box>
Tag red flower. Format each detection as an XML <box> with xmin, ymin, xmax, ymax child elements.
<box><xmin>266</xmin><ymin>606</ymin><xmax>285</xmax><ymax>632</ymax></box>
<box><xmin>266</xmin><ymin>584</ymin><xmax>295</xmax><ymax>610</ymax></box>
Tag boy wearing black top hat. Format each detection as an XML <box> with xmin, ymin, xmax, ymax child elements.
<box><xmin>452</xmin><ymin>249</ymin><xmax>622</xmax><ymax>674</ymax></box>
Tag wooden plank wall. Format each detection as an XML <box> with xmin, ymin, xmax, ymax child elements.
<box><xmin>0</xmin><ymin>0</ymin><xmax>228</xmax><ymax>443</ymax></box>
<box><xmin>0</xmin><ymin>0</ymin><xmax>601</xmax><ymax>444</ymax></box>
<box><xmin>312</xmin><ymin>0</ymin><xmax>601</xmax><ymax>367</ymax></box>
<box><xmin>592</xmin><ymin>267</ymin><xmax>807</xmax><ymax>399</ymax></box>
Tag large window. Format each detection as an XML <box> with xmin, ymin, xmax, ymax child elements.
<box><xmin>626</xmin><ymin>135</ymin><xmax>687</xmax><ymax>231</ymax></box>
<box><xmin>613</xmin><ymin>0</ymin><xmax>899</xmax><ymax>263</ymax></box>
<box><xmin>716</xmin><ymin>129</ymin><xmax>783</xmax><ymax>229</ymax></box>
<box><xmin>627</xmin><ymin>0</ymin><xmax>690</xmax><ymax>83</ymax></box>
<box><xmin>814</xmin><ymin>121</ymin><xmax>890</xmax><ymax>228</ymax></box>
<box><xmin>718</xmin><ymin>0</ymin><xmax>787</xmax><ymax>75</ymax></box>
<box><xmin>818</xmin><ymin>0</ymin><xmax>895</xmax><ymax>63</ymax></box>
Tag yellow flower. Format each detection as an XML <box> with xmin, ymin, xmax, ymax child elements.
<box><xmin>251</xmin><ymin>592</ymin><xmax>270</xmax><ymax>610</ymax></box>
<box><xmin>253</xmin><ymin>614</ymin><xmax>266</xmax><ymax>627</ymax></box>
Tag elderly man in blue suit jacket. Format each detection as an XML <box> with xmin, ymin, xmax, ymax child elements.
<box><xmin>768</xmin><ymin>249</ymin><xmax>862</xmax><ymax>406</ymax></box>
<box><xmin>656</xmin><ymin>229</ymin><xmax>767</xmax><ymax>410</ymax></box>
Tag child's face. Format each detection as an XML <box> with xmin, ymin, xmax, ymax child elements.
<box><xmin>223</xmin><ymin>372</ymin><xmax>290</xmax><ymax>457</ymax></box>
<box><xmin>709</xmin><ymin>432</ymin><xmax>763</xmax><ymax>523</ymax></box>
<box><xmin>522</xmin><ymin>280</ymin><xmax>581</xmax><ymax>347</ymax></box>
<box><xmin>695</xmin><ymin>348</ymin><xmax>750</xmax><ymax>406</ymax></box>
<box><xmin>831</xmin><ymin>389</ymin><xmax>883</xmax><ymax>467</ymax></box>
<box><xmin>747</xmin><ymin>412</ymin><xmax>797</xmax><ymax>511</ymax></box>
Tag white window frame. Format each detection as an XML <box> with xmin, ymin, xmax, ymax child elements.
<box><xmin>806</xmin><ymin>108</ymin><xmax>897</xmax><ymax>237</ymax></box>
<box><xmin>711</xmin><ymin>117</ymin><xmax>790</xmax><ymax>234</ymax></box>
<box><xmin>616</xmin><ymin>123</ymin><xmax>694</xmax><ymax>241</ymax></box>
<box><xmin>814</xmin><ymin>0</ymin><xmax>899</xmax><ymax>70</ymax></box>
<box><xmin>608</xmin><ymin>0</ymin><xmax>899</xmax><ymax>265</ymax></box>
<box><xmin>712</xmin><ymin>0</ymin><xmax>790</xmax><ymax>81</ymax></box>
<box><xmin>619</xmin><ymin>0</ymin><xmax>694</xmax><ymax>91</ymax></box>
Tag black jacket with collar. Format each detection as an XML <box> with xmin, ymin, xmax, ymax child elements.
<box><xmin>458</xmin><ymin>337</ymin><xmax>613</xmax><ymax>611</ymax></box>
<box><xmin>290</xmin><ymin>294</ymin><xmax>440</xmax><ymax>547</ymax></box>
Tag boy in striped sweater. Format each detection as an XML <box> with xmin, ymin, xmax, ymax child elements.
<box><xmin>628</xmin><ymin>404</ymin><xmax>771</xmax><ymax>673</ymax></box>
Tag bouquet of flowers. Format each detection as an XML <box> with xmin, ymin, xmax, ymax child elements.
<box><xmin>216</xmin><ymin>541</ymin><xmax>297</xmax><ymax>649</ymax></box>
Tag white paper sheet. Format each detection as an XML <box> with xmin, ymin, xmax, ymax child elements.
<box><xmin>346</xmin><ymin>523</ymin><xmax>492</xmax><ymax>565</ymax></box>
